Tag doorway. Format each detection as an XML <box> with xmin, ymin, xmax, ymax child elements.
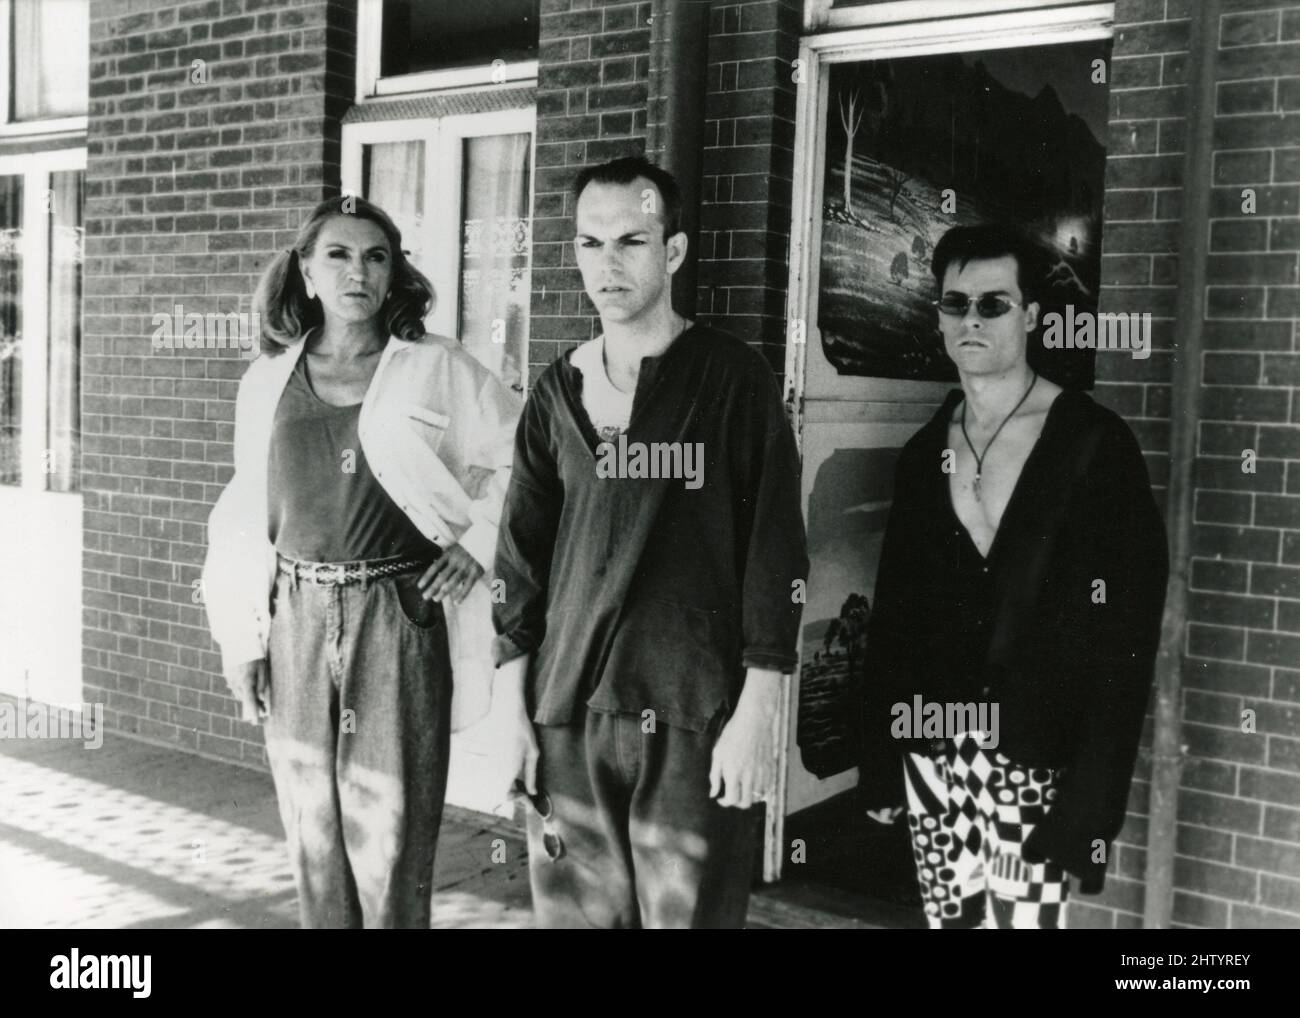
<box><xmin>773</xmin><ymin>4</ymin><xmax>1114</xmax><ymax>922</ymax></box>
<box><xmin>0</xmin><ymin>148</ymin><xmax>85</xmax><ymax>708</ymax></box>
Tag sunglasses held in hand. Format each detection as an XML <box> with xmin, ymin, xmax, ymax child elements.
<box><xmin>932</xmin><ymin>292</ymin><xmax>1027</xmax><ymax>319</ymax></box>
<box><xmin>513</xmin><ymin>780</ymin><xmax>565</xmax><ymax>862</ymax></box>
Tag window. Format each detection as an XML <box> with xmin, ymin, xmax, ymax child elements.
<box><xmin>344</xmin><ymin>111</ymin><xmax>535</xmax><ymax>392</ymax></box>
<box><xmin>356</xmin><ymin>0</ymin><xmax>539</xmax><ymax>98</ymax></box>
<box><xmin>381</xmin><ymin>0</ymin><xmax>538</xmax><ymax>78</ymax></box>
<box><xmin>0</xmin><ymin>0</ymin><xmax>89</xmax><ymax>128</ymax></box>
<box><xmin>349</xmin><ymin>2</ymin><xmax>538</xmax><ymax>392</ymax></box>
<box><xmin>0</xmin><ymin>152</ymin><xmax>84</xmax><ymax>492</ymax></box>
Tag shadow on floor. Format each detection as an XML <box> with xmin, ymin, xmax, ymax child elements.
<box><xmin>0</xmin><ymin>720</ymin><xmax>906</xmax><ymax>929</ymax></box>
<box><xmin>0</xmin><ymin>726</ymin><xmax>531</xmax><ymax>929</ymax></box>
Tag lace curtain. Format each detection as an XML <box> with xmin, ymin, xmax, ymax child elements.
<box><xmin>0</xmin><ymin>177</ymin><xmax>22</xmax><ymax>486</ymax></box>
<box><xmin>459</xmin><ymin>133</ymin><xmax>530</xmax><ymax>391</ymax></box>
<box><xmin>47</xmin><ymin>170</ymin><xmax>83</xmax><ymax>493</ymax></box>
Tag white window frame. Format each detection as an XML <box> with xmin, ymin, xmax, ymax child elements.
<box><xmin>803</xmin><ymin>0</ymin><xmax>1110</xmax><ymax>33</ymax></box>
<box><xmin>771</xmin><ymin>2</ymin><xmax>1114</xmax><ymax>883</ymax></box>
<box><xmin>355</xmin><ymin>0</ymin><xmax>539</xmax><ymax>103</ymax></box>
<box><xmin>0</xmin><ymin>0</ymin><xmax>89</xmax><ymax>136</ymax></box>
<box><xmin>341</xmin><ymin>108</ymin><xmax>538</xmax><ymax>359</ymax></box>
<box><xmin>0</xmin><ymin>145</ymin><xmax>86</xmax><ymax>494</ymax></box>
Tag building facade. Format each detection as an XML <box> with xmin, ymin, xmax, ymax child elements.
<box><xmin>0</xmin><ymin>0</ymin><xmax>1294</xmax><ymax>927</ymax></box>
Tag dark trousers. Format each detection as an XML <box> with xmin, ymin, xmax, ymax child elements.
<box><xmin>527</xmin><ymin>709</ymin><xmax>762</xmax><ymax>929</ymax></box>
<box><xmin>265</xmin><ymin>569</ymin><xmax>452</xmax><ymax>928</ymax></box>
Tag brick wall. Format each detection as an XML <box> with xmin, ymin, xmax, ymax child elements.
<box><xmin>1080</xmin><ymin>0</ymin><xmax>1300</xmax><ymax>929</ymax></box>
<box><xmin>82</xmin><ymin>0</ymin><xmax>355</xmax><ymax>767</ymax></box>
<box><xmin>695</xmin><ymin>0</ymin><xmax>801</xmax><ymax>376</ymax></box>
<box><xmin>77</xmin><ymin>0</ymin><xmax>1298</xmax><ymax>926</ymax></box>
<box><xmin>528</xmin><ymin>0</ymin><xmax>651</xmax><ymax>381</ymax></box>
<box><xmin>526</xmin><ymin>0</ymin><xmax>804</xmax><ymax>381</ymax></box>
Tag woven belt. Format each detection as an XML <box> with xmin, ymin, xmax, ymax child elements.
<box><xmin>276</xmin><ymin>554</ymin><xmax>431</xmax><ymax>586</ymax></box>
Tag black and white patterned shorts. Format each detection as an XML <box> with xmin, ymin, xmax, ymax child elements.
<box><xmin>903</xmin><ymin>731</ymin><xmax>1069</xmax><ymax>929</ymax></box>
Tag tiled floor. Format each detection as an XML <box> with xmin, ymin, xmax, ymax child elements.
<box><xmin>0</xmin><ymin>724</ymin><xmax>901</xmax><ymax>929</ymax></box>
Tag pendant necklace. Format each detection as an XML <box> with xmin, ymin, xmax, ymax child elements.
<box><xmin>960</xmin><ymin>372</ymin><xmax>1038</xmax><ymax>503</ymax></box>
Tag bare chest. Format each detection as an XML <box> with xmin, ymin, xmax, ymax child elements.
<box><xmin>305</xmin><ymin>352</ymin><xmax>381</xmax><ymax>407</ymax></box>
<box><xmin>947</xmin><ymin>413</ymin><xmax>1047</xmax><ymax>557</ymax></box>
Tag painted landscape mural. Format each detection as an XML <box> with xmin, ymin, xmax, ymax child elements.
<box><xmin>817</xmin><ymin>42</ymin><xmax>1112</xmax><ymax>387</ymax></box>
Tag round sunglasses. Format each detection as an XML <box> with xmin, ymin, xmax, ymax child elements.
<box><xmin>932</xmin><ymin>293</ymin><xmax>1027</xmax><ymax>319</ymax></box>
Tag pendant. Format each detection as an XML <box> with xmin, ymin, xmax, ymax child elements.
<box><xmin>973</xmin><ymin>474</ymin><xmax>983</xmax><ymax>502</ymax></box>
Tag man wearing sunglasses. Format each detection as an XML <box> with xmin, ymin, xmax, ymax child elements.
<box><xmin>859</xmin><ymin>223</ymin><xmax>1168</xmax><ymax>928</ymax></box>
<box><xmin>490</xmin><ymin>156</ymin><xmax>808</xmax><ymax>928</ymax></box>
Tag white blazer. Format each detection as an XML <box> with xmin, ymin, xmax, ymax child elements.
<box><xmin>201</xmin><ymin>330</ymin><xmax>523</xmax><ymax>732</ymax></box>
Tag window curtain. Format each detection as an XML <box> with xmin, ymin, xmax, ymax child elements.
<box><xmin>13</xmin><ymin>0</ymin><xmax>89</xmax><ymax>120</ymax></box>
<box><xmin>0</xmin><ymin>177</ymin><xmax>23</xmax><ymax>486</ymax></box>
<box><xmin>459</xmin><ymin>133</ymin><xmax>531</xmax><ymax>391</ymax></box>
<box><xmin>47</xmin><ymin>170</ymin><xmax>82</xmax><ymax>493</ymax></box>
<box><xmin>364</xmin><ymin>140</ymin><xmax>426</xmax><ymax>272</ymax></box>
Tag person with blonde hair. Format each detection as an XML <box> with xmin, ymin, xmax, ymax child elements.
<box><xmin>203</xmin><ymin>195</ymin><xmax>521</xmax><ymax>928</ymax></box>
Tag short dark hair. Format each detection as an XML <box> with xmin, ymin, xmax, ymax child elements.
<box><xmin>571</xmin><ymin>155</ymin><xmax>683</xmax><ymax>240</ymax></box>
<box><xmin>930</xmin><ymin>223</ymin><xmax>1043</xmax><ymax>304</ymax></box>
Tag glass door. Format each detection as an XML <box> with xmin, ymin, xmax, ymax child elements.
<box><xmin>0</xmin><ymin>149</ymin><xmax>86</xmax><ymax>708</ymax></box>
<box><xmin>343</xmin><ymin>110</ymin><xmax>534</xmax><ymax>812</ymax></box>
<box><xmin>776</xmin><ymin>7</ymin><xmax>1112</xmax><ymax>900</ymax></box>
<box><xmin>344</xmin><ymin>109</ymin><xmax>535</xmax><ymax>393</ymax></box>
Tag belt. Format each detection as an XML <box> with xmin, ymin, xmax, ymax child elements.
<box><xmin>276</xmin><ymin>554</ymin><xmax>432</xmax><ymax>586</ymax></box>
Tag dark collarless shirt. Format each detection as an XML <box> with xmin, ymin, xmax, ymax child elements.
<box><xmin>950</xmin><ymin>508</ymin><xmax>997</xmax><ymax>702</ymax></box>
<box><xmin>267</xmin><ymin>355</ymin><xmax>437</xmax><ymax>563</ymax></box>
<box><xmin>492</xmin><ymin>324</ymin><xmax>809</xmax><ymax>733</ymax></box>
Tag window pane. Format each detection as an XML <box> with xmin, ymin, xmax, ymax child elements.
<box><xmin>459</xmin><ymin>133</ymin><xmax>530</xmax><ymax>391</ymax></box>
<box><xmin>47</xmin><ymin>170</ymin><xmax>82</xmax><ymax>493</ymax></box>
<box><xmin>0</xmin><ymin>176</ymin><xmax>22</xmax><ymax>485</ymax></box>
<box><xmin>380</xmin><ymin>0</ymin><xmax>539</xmax><ymax>78</ymax></box>
<box><xmin>13</xmin><ymin>0</ymin><xmax>90</xmax><ymax>120</ymax></box>
<box><xmin>362</xmin><ymin>140</ymin><xmax>426</xmax><ymax>272</ymax></box>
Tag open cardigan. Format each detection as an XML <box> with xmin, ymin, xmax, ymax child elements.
<box><xmin>202</xmin><ymin>331</ymin><xmax>522</xmax><ymax>732</ymax></box>
<box><xmin>860</xmin><ymin>388</ymin><xmax>1170</xmax><ymax>893</ymax></box>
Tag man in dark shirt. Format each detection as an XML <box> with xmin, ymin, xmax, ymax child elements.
<box><xmin>860</xmin><ymin>223</ymin><xmax>1169</xmax><ymax>928</ymax></box>
<box><xmin>490</xmin><ymin>156</ymin><xmax>808</xmax><ymax>928</ymax></box>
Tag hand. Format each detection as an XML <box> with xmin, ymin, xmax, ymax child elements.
<box><xmin>416</xmin><ymin>544</ymin><xmax>484</xmax><ymax>604</ymax></box>
<box><xmin>709</xmin><ymin>667</ymin><xmax>782</xmax><ymax>809</ymax></box>
<box><xmin>866</xmin><ymin>807</ymin><xmax>905</xmax><ymax>825</ymax></box>
<box><xmin>223</xmin><ymin>658</ymin><xmax>269</xmax><ymax>724</ymax></box>
<box><xmin>487</xmin><ymin>656</ymin><xmax>539</xmax><ymax>800</ymax></box>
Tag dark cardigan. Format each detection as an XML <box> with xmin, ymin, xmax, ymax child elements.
<box><xmin>860</xmin><ymin>388</ymin><xmax>1169</xmax><ymax>893</ymax></box>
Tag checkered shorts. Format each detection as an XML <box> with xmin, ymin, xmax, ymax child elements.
<box><xmin>903</xmin><ymin>731</ymin><xmax>1069</xmax><ymax>929</ymax></box>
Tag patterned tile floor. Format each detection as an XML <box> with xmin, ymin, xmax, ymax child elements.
<box><xmin>0</xmin><ymin>723</ymin><xmax>890</xmax><ymax>929</ymax></box>
<box><xmin>0</xmin><ymin>729</ymin><xmax>531</xmax><ymax>929</ymax></box>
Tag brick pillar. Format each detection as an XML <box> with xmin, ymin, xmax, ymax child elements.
<box><xmin>696</xmin><ymin>0</ymin><xmax>801</xmax><ymax>375</ymax></box>
<box><xmin>81</xmin><ymin>0</ymin><xmax>355</xmax><ymax>766</ymax></box>
<box><xmin>1081</xmin><ymin>0</ymin><xmax>1300</xmax><ymax>930</ymax></box>
<box><xmin>528</xmin><ymin>0</ymin><xmax>651</xmax><ymax>382</ymax></box>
